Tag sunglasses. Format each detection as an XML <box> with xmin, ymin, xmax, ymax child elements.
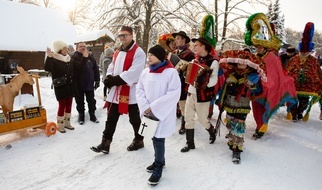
<box><xmin>118</xmin><ymin>34</ymin><xmax>131</xmax><ymax>38</ymax></box>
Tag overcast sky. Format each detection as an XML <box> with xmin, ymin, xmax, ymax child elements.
<box><xmin>277</xmin><ymin>0</ymin><xmax>321</xmax><ymax>32</ymax></box>
<box><xmin>51</xmin><ymin>0</ymin><xmax>322</xmax><ymax>33</ymax></box>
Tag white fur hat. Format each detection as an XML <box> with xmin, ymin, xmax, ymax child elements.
<box><xmin>53</xmin><ymin>40</ymin><xmax>68</xmax><ymax>53</ymax></box>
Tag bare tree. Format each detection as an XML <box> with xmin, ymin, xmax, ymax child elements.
<box><xmin>94</xmin><ymin>0</ymin><xmax>203</xmax><ymax>52</ymax></box>
<box><xmin>67</xmin><ymin>0</ymin><xmax>93</xmax><ymax>34</ymax></box>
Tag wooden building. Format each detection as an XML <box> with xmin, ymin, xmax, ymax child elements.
<box><xmin>0</xmin><ymin>1</ymin><xmax>76</xmax><ymax>74</ymax></box>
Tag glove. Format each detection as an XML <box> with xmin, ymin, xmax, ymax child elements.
<box><xmin>104</xmin><ymin>75</ymin><xmax>112</xmax><ymax>86</ymax></box>
<box><xmin>104</xmin><ymin>75</ymin><xmax>126</xmax><ymax>89</ymax></box>
<box><xmin>94</xmin><ymin>81</ymin><xmax>100</xmax><ymax>90</ymax></box>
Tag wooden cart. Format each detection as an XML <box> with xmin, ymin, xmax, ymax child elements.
<box><xmin>0</xmin><ymin>75</ymin><xmax>57</xmax><ymax>136</ymax></box>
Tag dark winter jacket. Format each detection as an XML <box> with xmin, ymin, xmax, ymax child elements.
<box><xmin>72</xmin><ymin>52</ymin><xmax>100</xmax><ymax>92</ymax></box>
<box><xmin>44</xmin><ymin>56</ymin><xmax>76</xmax><ymax>101</ymax></box>
<box><xmin>175</xmin><ymin>46</ymin><xmax>195</xmax><ymax>100</ymax></box>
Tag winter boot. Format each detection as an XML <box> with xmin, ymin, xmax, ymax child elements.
<box><xmin>146</xmin><ymin>162</ymin><xmax>165</xmax><ymax>173</ymax></box>
<box><xmin>207</xmin><ymin>125</ymin><xmax>216</xmax><ymax>144</ymax></box>
<box><xmin>90</xmin><ymin>138</ymin><xmax>112</xmax><ymax>154</ymax></box>
<box><xmin>89</xmin><ymin>112</ymin><xmax>99</xmax><ymax>123</ymax></box>
<box><xmin>232</xmin><ymin>151</ymin><xmax>241</xmax><ymax>164</ymax></box>
<box><xmin>127</xmin><ymin>139</ymin><xmax>144</xmax><ymax>151</ymax></box>
<box><xmin>148</xmin><ymin>165</ymin><xmax>163</xmax><ymax>185</ymax></box>
<box><xmin>181</xmin><ymin>129</ymin><xmax>195</xmax><ymax>152</ymax></box>
<box><xmin>178</xmin><ymin>116</ymin><xmax>186</xmax><ymax>135</ymax></box>
<box><xmin>57</xmin><ymin>116</ymin><xmax>66</xmax><ymax>133</ymax></box>
<box><xmin>78</xmin><ymin>113</ymin><xmax>85</xmax><ymax>125</ymax></box>
<box><xmin>64</xmin><ymin>113</ymin><xmax>74</xmax><ymax>130</ymax></box>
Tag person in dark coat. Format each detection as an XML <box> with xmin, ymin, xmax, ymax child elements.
<box><xmin>172</xmin><ymin>31</ymin><xmax>195</xmax><ymax>135</ymax></box>
<box><xmin>280</xmin><ymin>46</ymin><xmax>297</xmax><ymax>69</ymax></box>
<box><xmin>44</xmin><ymin>40</ymin><xmax>84</xmax><ymax>133</ymax></box>
<box><xmin>73</xmin><ymin>42</ymin><xmax>100</xmax><ymax>125</ymax></box>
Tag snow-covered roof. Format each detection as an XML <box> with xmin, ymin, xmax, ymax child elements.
<box><xmin>0</xmin><ymin>1</ymin><xmax>76</xmax><ymax>52</ymax></box>
<box><xmin>75</xmin><ymin>29</ymin><xmax>115</xmax><ymax>43</ymax></box>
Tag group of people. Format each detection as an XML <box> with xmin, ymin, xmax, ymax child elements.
<box><xmin>44</xmin><ymin>12</ymin><xmax>322</xmax><ymax>186</ymax></box>
<box><xmin>44</xmin><ymin>41</ymin><xmax>101</xmax><ymax>133</ymax></box>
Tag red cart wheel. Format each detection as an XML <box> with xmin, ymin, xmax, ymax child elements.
<box><xmin>44</xmin><ymin>122</ymin><xmax>57</xmax><ymax>136</ymax></box>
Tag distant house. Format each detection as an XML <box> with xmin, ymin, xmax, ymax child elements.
<box><xmin>0</xmin><ymin>1</ymin><xmax>76</xmax><ymax>74</ymax></box>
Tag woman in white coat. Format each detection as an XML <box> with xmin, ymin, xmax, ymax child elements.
<box><xmin>136</xmin><ymin>45</ymin><xmax>181</xmax><ymax>185</ymax></box>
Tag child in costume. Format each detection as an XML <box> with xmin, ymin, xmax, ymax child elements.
<box><xmin>219</xmin><ymin>50</ymin><xmax>266</xmax><ymax>164</ymax></box>
<box><xmin>285</xmin><ymin>22</ymin><xmax>322</xmax><ymax>122</ymax></box>
<box><xmin>136</xmin><ymin>45</ymin><xmax>181</xmax><ymax>185</ymax></box>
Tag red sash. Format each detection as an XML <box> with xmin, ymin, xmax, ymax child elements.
<box><xmin>117</xmin><ymin>44</ymin><xmax>139</xmax><ymax>114</ymax></box>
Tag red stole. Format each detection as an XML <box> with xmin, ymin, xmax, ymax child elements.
<box><xmin>116</xmin><ymin>44</ymin><xmax>139</xmax><ymax>114</ymax></box>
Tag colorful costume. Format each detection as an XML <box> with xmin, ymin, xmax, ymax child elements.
<box><xmin>244</xmin><ymin>13</ymin><xmax>297</xmax><ymax>139</ymax></box>
<box><xmin>219</xmin><ymin>50</ymin><xmax>266</xmax><ymax>164</ymax></box>
<box><xmin>285</xmin><ymin>22</ymin><xmax>322</xmax><ymax>121</ymax></box>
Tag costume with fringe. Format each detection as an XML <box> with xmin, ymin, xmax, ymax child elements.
<box><xmin>219</xmin><ymin>50</ymin><xmax>265</xmax><ymax>152</ymax></box>
<box><xmin>244</xmin><ymin>13</ymin><xmax>297</xmax><ymax>138</ymax></box>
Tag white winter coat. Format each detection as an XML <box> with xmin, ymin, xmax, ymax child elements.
<box><xmin>136</xmin><ymin>67</ymin><xmax>181</xmax><ymax>138</ymax></box>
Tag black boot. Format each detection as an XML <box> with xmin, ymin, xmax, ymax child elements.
<box><xmin>90</xmin><ymin>137</ymin><xmax>112</xmax><ymax>154</ymax></box>
<box><xmin>78</xmin><ymin>113</ymin><xmax>85</xmax><ymax>125</ymax></box>
<box><xmin>207</xmin><ymin>125</ymin><xmax>216</xmax><ymax>144</ymax></box>
<box><xmin>148</xmin><ymin>164</ymin><xmax>163</xmax><ymax>185</ymax></box>
<box><xmin>181</xmin><ymin>129</ymin><xmax>195</xmax><ymax>152</ymax></box>
<box><xmin>232</xmin><ymin>151</ymin><xmax>241</xmax><ymax>164</ymax></box>
<box><xmin>89</xmin><ymin>112</ymin><xmax>99</xmax><ymax>123</ymax></box>
<box><xmin>178</xmin><ymin>116</ymin><xmax>186</xmax><ymax>135</ymax></box>
<box><xmin>127</xmin><ymin>139</ymin><xmax>144</xmax><ymax>151</ymax></box>
<box><xmin>146</xmin><ymin>162</ymin><xmax>165</xmax><ymax>173</ymax></box>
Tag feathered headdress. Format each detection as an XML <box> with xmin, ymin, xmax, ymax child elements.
<box><xmin>157</xmin><ymin>33</ymin><xmax>175</xmax><ymax>52</ymax></box>
<box><xmin>298</xmin><ymin>22</ymin><xmax>315</xmax><ymax>53</ymax></box>
<box><xmin>244</xmin><ymin>13</ymin><xmax>281</xmax><ymax>51</ymax></box>
<box><xmin>198</xmin><ymin>14</ymin><xmax>218</xmax><ymax>58</ymax></box>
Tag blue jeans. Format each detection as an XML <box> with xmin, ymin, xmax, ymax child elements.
<box><xmin>152</xmin><ymin>137</ymin><xmax>165</xmax><ymax>166</ymax></box>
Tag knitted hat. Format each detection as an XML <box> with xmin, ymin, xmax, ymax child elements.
<box><xmin>104</xmin><ymin>48</ymin><xmax>114</xmax><ymax>56</ymax></box>
<box><xmin>53</xmin><ymin>40</ymin><xmax>68</xmax><ymax>53</ymax></box>
<box><xmin>172</xmin><ymin>31</ymin><xmax>190</xmax><ymax>43</ymax></box>
<box><xmin>148</xmin><ymin>45</ymin><xmax>166</xmax><ymax>62</ymax></box>
<box><xmin>157</xmin><ymin>33</ymin><xmax>175</xmax><ymax>52</ymax></box>
<box><xmin>244</xmin><ymin>13</ymin><xmax>281</xmax><ymax>51</ymax></box>
<box><xmin>298</xmin><ymin>22</ymin><xmax>315</xmax><ymax>53</ymax></box>
<box><xmin>120</xmin><ymin>25</ymin><xmax>133</xmax><ymax>34</ymax></box>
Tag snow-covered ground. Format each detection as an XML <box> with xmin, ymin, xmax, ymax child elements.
<box><xmin>1</xmin><ymin>76</ymin><xmax>322</xmax><ymax>190</ymax></box>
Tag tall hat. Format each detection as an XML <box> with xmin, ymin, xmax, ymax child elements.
<box><xmin>157</xmin><ymin>33</ymin><xmax>175</xmax><ymax>52</ymax></box>
<box><xmin>244</xmin><ymin>13</ymin><xmax>281</xmax><ymax>51</ymax></box>
<box><xmin>193</xmin><ymin>14</ymin><xmax>217</xmax><ymax>58</ymax></box>
<box><xmin>199</xmin><ymin>14</ymin><xmax>217</xmax><ymax>48</ymax></box>
<box><xmin>298</xmin><ymin>22</ymin><xmax>315</xmax><ymax>53</ymax></box>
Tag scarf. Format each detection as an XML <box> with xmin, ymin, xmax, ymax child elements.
<box><xmin>52</xmin><ymin>53</ymin><xmax>71</xmax><ymax>63</ymax></box>
<box><xmin>149</xmin><ymin>60</ymin><xmax>173</xmax><ymax>73</ymax></box>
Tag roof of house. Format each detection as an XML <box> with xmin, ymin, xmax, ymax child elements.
<box><xmin>0</xmin><ymin>1</ymin><xmax>76</xmax><ymax>52</ymax></box>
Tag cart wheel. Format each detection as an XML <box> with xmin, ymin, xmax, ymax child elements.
<box><xmin>44</xmin><ymin>122</ymin><xmax>57</xmax><ymax>137</ymax></box>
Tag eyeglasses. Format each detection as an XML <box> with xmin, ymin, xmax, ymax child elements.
<box><xmin>118</xmin><ymin>34</ymin><xmax>131</xmax><ymax>38</ymax></box>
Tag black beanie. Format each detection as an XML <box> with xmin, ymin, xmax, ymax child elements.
<box><xmin>148</xmin><ymin>45</ymin><xmax>166</xmax><ymax>62</ymax></box>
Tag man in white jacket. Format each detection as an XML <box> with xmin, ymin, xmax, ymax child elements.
<box><xmin>91</xmin><ymin>26</ymin><xmax>146</xmax><ymax>154</ymax></box>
